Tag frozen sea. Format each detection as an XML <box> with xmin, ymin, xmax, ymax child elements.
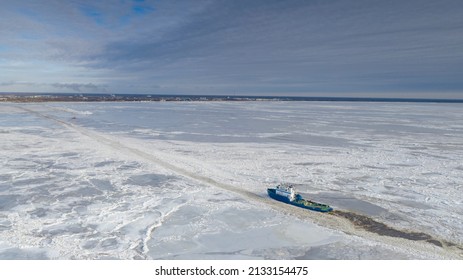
<box><xmin>0</xmin><ymin>101</ymin><xmax>462</xmax><ymax>259</ymax></box>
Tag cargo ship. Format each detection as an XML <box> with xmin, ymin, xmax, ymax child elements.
<box><xmin>267</xmin><ymin>184</ymin><xmax>333</xmax><ymax>212</ymax></box>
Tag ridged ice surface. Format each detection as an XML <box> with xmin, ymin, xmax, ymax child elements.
<box><xmin>0</xmin><ymin>102</ymin><xmax>462</xmax><ymax>259</ymax></box>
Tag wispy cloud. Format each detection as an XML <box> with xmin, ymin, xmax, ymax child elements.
<box><xmin>0</xmin><ymin>81</ymin><xmax>107</xmax><ymax>93</ymax></box>
<box><xmin>51</xmin><ymin>82</ymin><xmax>107</xmax><ymax>92</ymax></box>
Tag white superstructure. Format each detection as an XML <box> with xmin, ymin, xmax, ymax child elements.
<box><xmin>275</xmin><ymin>184</ymin><xmax>296</xmax><ymax>201</ymax></box>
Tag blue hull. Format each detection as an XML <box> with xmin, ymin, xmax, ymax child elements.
<box><xmin>267</xmin><ymin>188</ymin><xmax>332</xmax><ymax>213</ymax></box>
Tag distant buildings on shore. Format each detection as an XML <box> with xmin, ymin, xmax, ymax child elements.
<box><xmin>0</xmin><ymin>93</ymin><xmax>282</xmax><ymax>103</ymax></box>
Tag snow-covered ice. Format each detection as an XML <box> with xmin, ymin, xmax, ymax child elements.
<box><xmin>0</xmin><ymin>101</ymin><xmax>462</xmax><ymax>259</ymax></box>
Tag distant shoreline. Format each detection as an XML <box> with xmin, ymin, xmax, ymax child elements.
<box><xmin>1</xmin><ymin>93</ymin><xmax>462</xmax><ymax>103</ymax></box>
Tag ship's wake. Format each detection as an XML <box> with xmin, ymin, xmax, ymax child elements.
<box><xmin>331</xmin><ymin>210</ymin><xmax>463</xmax><ymax>251</ymax></box>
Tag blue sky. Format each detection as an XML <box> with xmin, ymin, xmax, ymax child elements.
<box><xmin>1</xmin><ymin>0</ymin><xmax>462</xmax><ymax>98</ymax></box>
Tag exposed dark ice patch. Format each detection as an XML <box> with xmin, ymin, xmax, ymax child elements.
<box><xmin>48</xmin><ymin>163</ymin><xmax>70</xmax><ymax>170</ymax></box>
<box><xmin>161</xmin><ymin>205</ymin><xmax>203</xmax><ymax>226</ymax></box>
<box><xmin>207</xmin><ymin>198</ymin><xmax>244</xmax><ymax>203</ymax></box>
<box><xmin>56</xmin><ymin>186</ymin><xmax>104</xmax><ymax>199</ymax></box>
<box><xmin>125</xmin><ymin>174</ymin><xmax>175</xmax><ymax>187</ymax></box>
<box><xmin>409</xmin><ymin>151</ymin><xmax>449</xmax><ymax>160</ymax></box>
<box><xmin>398</xmin><ymin>199</ymin><xmax>433</xmax><ymax>210</ymax></box>
<box><xmin>294</xmin><ymin>162</ymin><xmax>326</xmax><ymax>166</ymax></box>
<box><xmin>38</xmin><ymin>223</ymin><xmax>96</xmax><ymax>237</ymax></box>
<box><xmin>0</xmin><ymin>248</ymin><xmax>50</xmax><ymax>260</ymax></box>
<box><xmin>207</xmin><ymin>191</ymin><xmax>246</xmax><ymax>203</ymax></box>
<box><xmin>12</xmin><ymin>177</ymin><xmax>52</xmax><ymax>186</ymax></box>
<box><xmin>0</xmin><ymin>220</ymin><xmax>12</xmax><ymax>231</ymax></box>
<box><xmin>0</xmin><ymin>174</ymin><xmax>12</xmax><ymax>182</ymax></box>
<box><xmin>0</xmin><ymin>195</ymin><xmax>20</xmax><ymax>210</ymax></box>
<box><xmin>306</xmin><ymin>192</ymin><xmax>388</xmax><ymax>217</ymax></box>
<box><xmin>404</xmin><ymin>146</ymin><xmax>428</xmax><ymax>151</ymax></box>
<box><xmin>99</xmin><ymin>237</ymin><xmax>119</xmax><ymax>249</ymax></box>
<box><xmin>116</xmin><ymin>162</ymin><xmax>141</xmax><ymax>170</ymax></box>
<box><xmin>94</xmin><ymin>160</ymin><xmax>117</xmax><ymax>167</ymax></box>
<box><xmin>81</xmin><ymin>239</ymin><xmax>99</xmax><ymax>250</ymax></box>
<box><xmin>89</xmin><ymin>179</ymin><xmax>114</xmax><ymax>191</ymax></box>
<box><xmin>17</xmin><ymin>128</ymin><xmax>46</xmax><ymax>135</ymax></box>
<box><xmin>363</xmin><ymin>165</ymin><xmax>387</xmax><ymax>170</ymax></box>
<box><xmin>269</xmin><ymin>134</ymin><xmax>361</xmax><ymax>147</ymax></box>
<box><xmin>388</xmin><ymin>163</ymin><xmax>418</xmax><ymax>167</ymax></box>
<box><xmin>420</xmin><ymin>172</ymin><xmax>442</xmax><ymax>176</ymax></box>
<box><xmin>60</xmin><ymin>152</ymin><xmax>79</xmax><ymax>158</ymax></box>
<box><xmin>203</xmin><ymin>249</ymin><xmax>248</xmax><ymax>257</ymax></box>
<box><xmin>331</xmin><ymin>175</ymin><xmax>373</xmax><ymax>186</ymax></box>
<box><xmin>29</xmin><ymin>207</ymin><xmax>48</xmax><ymax>218</ymax></box>
<box><xmin>5</xmin><ymin>158</ymin><xmax>37</xmax><ymax>170</ymax></box>
<box><xmin>295</xmin><ymin>242</ymin><xmax>410</xmax><ymax>260</ymax></box>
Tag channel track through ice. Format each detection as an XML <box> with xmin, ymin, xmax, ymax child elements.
<box><xmin>16</xmin><ymin>105</ymin><xmax>463</xmax><ymax>259</ymax></box>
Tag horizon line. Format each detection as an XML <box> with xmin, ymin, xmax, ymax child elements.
<box><xmin>1</xmin><ymin>92</ymin><xmax>463</xmax><ymax>103</ymax></box>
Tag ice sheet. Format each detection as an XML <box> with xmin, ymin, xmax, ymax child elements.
<box><xmin>1</xmin><ymin>102</ymin><xmax>462</xmax><ymax>259</ymax></box>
